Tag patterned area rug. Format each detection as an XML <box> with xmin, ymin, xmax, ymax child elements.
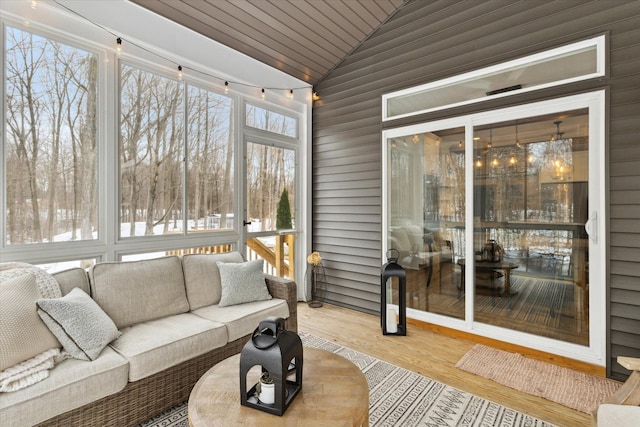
<box><xmin>137</xmin><ymin>333</ymin><xmax>554</xmax><ymax>427</ymax></box>
<box><xmin>456</xmin><ymin>344</ymin><xmax>621</xmax><ymax>414</ymax></box>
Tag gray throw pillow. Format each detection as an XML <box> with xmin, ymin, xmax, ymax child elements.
<box><xmin>37</xmin><ymin>288</ymin><xmax>121</xmax><ymax>361</ymax></box>
<box><xmin>217</xmin><ymin>259</ymin><xmax>272</xmax><ymax>307</ymax></box>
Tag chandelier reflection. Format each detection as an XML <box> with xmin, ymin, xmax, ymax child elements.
<box><xmin>474</xmin><ymin>120</ymin><xmax>574</xmax><ymax>181</ymax></box>
<box><xmin>546</xmin><ymin>120</ymin><xmax>573</xmax><ymax>181</ymax></box>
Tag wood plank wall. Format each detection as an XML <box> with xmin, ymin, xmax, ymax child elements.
<box><xmin>311</xmin><ymin>0</ymin><xmax>640</xmax><ymax>380</ymax></box>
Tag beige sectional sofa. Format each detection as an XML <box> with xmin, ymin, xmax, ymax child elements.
<box><xmin>0</xmin><ymin>252</ymin><xmax>297</xmax><ymax>427</ymax></box>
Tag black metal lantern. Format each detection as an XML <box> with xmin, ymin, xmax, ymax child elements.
<box><xmin>381</xmin><ymin>248</ymin><xmax>406</xmax><ymax>335</ymax></box>
<box><xmin>240</xmin><ymin>317</ymin><xmax>303</xmax><ymax>416</ymax></box>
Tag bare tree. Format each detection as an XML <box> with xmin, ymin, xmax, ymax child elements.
<box><xmin>120</xmin><ymin>66</ymin><xmax>151</xmax><ymax>236</ymax></box>
<box><xmin>5</xmin><ymin>30</ymin><xmax>48</xmax><ymax>243</ymax></box>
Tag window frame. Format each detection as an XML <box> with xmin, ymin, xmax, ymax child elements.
<box><xmin>1</xmin><ymin>17</ymin><xmax>109</xmax><ymax>259</ymax></box>
<box><xmin>0</xmin><ymin>5</ymin><xmax>309</xmax><ymax>275</ymax></box>
<box><xmin>382</xmin><ymin>90</ymin><xmax>607</xmax><ymax>366</ymax></box>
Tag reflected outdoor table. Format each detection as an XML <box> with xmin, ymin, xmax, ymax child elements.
<box><xmin>456</xmin><ymin>259</ymin><xmax>519</xmax><ymax>300</ymax></box>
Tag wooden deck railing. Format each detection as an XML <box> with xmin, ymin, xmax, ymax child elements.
<box><xmin>166</xmin><ymin>244</ymin><xmax>232</xmax><ymax>256</ymax></box>
<box><xmin>165</xmin><ymin>233</ymin><xmax>294</xmax><ymax>279</ymax></box>
<box><xmin>247</xmin><ymin>234</ymin><xmax>294</xmax><ymax>279</ymax></box>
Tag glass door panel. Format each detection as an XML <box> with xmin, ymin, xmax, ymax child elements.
<box><xmin>472</xmin><ymin>110</ymin><xmax>589</xmax><ymax>345</ymax></box>
<box><xmin>387</xmin><ymin>126</ymin><xmax>466</xmax><ymax>320</ymax></box>
<box><xmin>245</xmin><ymin>141</ymin><xmax>296</xmax><ymax>279</ymax></box>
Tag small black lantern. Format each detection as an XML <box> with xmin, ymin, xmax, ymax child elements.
<box><xmin>240</xmin><ymin>317</ymin><xmax>303</xmax><ymax>415</ymax></box>
<box><xmin>381</xmin><ymin>248</ymin><xmax>406</xmax><ymax>335</ymax></box>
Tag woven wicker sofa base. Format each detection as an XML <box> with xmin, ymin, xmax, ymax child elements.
<box><xmin>34</xmin><ymin>335</ymin><xmax>247</xmax><ymax>427</ymax></box>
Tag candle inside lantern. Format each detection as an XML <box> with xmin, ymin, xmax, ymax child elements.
<box><xmin>386</xmin><ymin>306</ymin><xmax>397</xmax><ymax>333</ymax></box>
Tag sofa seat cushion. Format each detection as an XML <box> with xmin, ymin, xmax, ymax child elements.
<box><xmin>89</xmin><ymin>256</ymin><xmax>189</xmax><ymax>328</ymax></box>
<box><xmin>192</xmin><ymin>298</ymin><xmax>289</xmax><ymax>342</ymax></box>
<box><xmin>109</xmin><ymin>313</ymin><xmax>227</xmax><ymax>382</ymax></box>
<box><xmin>0</xmin><ymin>346</ymin><xmax>128</xmax><ymax>427</ymax></box>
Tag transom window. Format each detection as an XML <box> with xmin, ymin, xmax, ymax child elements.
<box><xmin>246</xmin><ymin>103</ymin><xmax>297</xmax><ymax>138</ymax></box>
<box><xmin>383</xmin><ymin>35</ymin><xmax>605</xmax><ymax>121</ymax></box>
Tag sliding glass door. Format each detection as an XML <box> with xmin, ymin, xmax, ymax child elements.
<box><xmin>471</xmin><ymin>111</ymin><xmax>590</xmax><ymax>345</ymax></box>
<box><xmin>382</xmin><ymin>92</ymin><xmax>605</xmax><ymax>365</ymax></box>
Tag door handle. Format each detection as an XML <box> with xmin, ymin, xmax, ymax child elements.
<box><xmin>585</xmin><ymin>212</ymin><xmax>597</xmax><ymax>244</ymax></box>
<box><xmin>243</xmin><ymin>220</ymin><xmax>252</xmax><ymax>226</ymax></box>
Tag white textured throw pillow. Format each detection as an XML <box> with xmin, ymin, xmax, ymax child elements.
<box><xmin>0</xmin><ymin>273</ymin><xmax>61</xmax><ymax>371</ymax></box>
<box><xmin>37</xmin><ymin>288</ymin><xmax>121</xmax><ymax>361</ymax></box>
<box><xmin>217</xmin><ymin>259</ymin><xmax>272</xmax><ymax>307</ymax></box>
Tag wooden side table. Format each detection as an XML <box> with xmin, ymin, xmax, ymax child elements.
<box><xmin>188</xmin><ymin>347</ymin><xmax>369</xmax><ymax>427</ymax></box>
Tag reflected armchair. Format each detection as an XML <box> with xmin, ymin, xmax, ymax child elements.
<box><xmin>389</xmin><ymin>225</ymin><xmax>443</xmax><ymax>290</ymax></box>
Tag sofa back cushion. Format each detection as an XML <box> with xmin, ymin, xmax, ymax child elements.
<box><xmin>53</xmin><ymin>267</ymin><xmax>91</xmax><ymax>296</ymax></box>
<box><xmin>182</xmin><ymin>252</ymin><xmax>244</xmax><ymax>310</ymax></box>
<box><xmin>89</xmin><ymin>256</ymin><xmax>189</xmax><ymax>328</ymax></box>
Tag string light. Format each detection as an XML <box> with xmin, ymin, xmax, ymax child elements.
<box><xmin>31</xmin><ymin>0</ymin><xmax>38</xmax><ymax>9</ymax></box>
<box><xmin>51</xmin><ymin>0</ymin><xmax>311</xmax><ymax>98</ymax></box>
<box><xmin>261</xmin><ymin>88</ymin><xmax>266</xmax><ymax>99</ymax></box>
<box><xmin>312</xmin><ymin>91</ymin><xmax>319</xmax><ymax>101</ymax></box>
<box><xmin>116</xmin><ymin>37</ymin><xmax>122</xmax><ymax>55</ymax></box>
<box><xmin>288</xmin><ymin>89</ymin><xmax>293</xmax><ymax>99</ymax></box>
<box><xmin>177</xmin><ymin>65</ymin><xmax>183</xmax><ymax>81</ymax></box>
<box><xmin>224</xmin><ymin>81</ymin><xmax>229</xmax><ymax>94</ymax></box>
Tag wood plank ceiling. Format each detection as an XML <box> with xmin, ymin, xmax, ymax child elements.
<box><xmin>129</xmin><ymin>0</ymin><xmax>408</xmax><ymax>85</ymax></box>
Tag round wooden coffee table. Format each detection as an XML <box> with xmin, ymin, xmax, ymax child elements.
<box><xmin>188</xmin><ymin>347</ymin><xmax>369</xmax><ymax>426</ymax></box>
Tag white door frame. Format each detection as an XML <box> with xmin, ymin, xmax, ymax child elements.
<box><xmin>381</xmin><ymin>90</ymin><xmax>607</xmax><ymax>366</ymax></box>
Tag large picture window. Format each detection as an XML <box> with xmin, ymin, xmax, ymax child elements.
<box><xmin>4</xmin><ymin>26</ymin><xmax>98</xmax><ymax>245</ymax></box>
<box><xmin>119</xmin><ymin>65</ymin><xmax>235</xmax><ymax>238</ymax></box>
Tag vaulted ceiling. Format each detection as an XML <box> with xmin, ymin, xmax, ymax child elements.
<box><xmin>129</xmin><ymin>0</ymin><xmax>408</xmax><ymax>86</ymax></box>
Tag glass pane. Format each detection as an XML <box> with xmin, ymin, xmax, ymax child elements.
<box><xmin>246</xmin><ymin>103</ymin><xmax>297</xmax><ymax>137</ymax></box>
<box><xmin>186</xmin><ymin>85</ymin><xmax>234</xmax><ymax>232</ymax></box>
<box><xmin>5</xmin><ymin>27</ymin><xmax>98</xmax><ymax>244</ymax></box>
<box><xmin>472</xmin><ymin>110</ymin><xmax>589</xmax><ymax>345</ymax></box>
<box><xmin>36</xmin><ymin>259</ymin><xmax>96</xmax><ymax>274</ymax></box>
<box><xmin>387</xmin><ymin>127</ymin><xmax>466</xmax><ymax>320</ymax></box>
<box><xmin>120</xmin><ymin>64</ymin><xmax>184</xmax><ymax>237</ymax></box>
<box><xmin>246</xmin><ymin>143</ymin><xmax>295</xmax><ymax>232</ymax></box>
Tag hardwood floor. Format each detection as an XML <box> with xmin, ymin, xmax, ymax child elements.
<box><xmin>298</xmin><ymin>302</ymin><xmax>591</xmax><ymax>427</ymax></box>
